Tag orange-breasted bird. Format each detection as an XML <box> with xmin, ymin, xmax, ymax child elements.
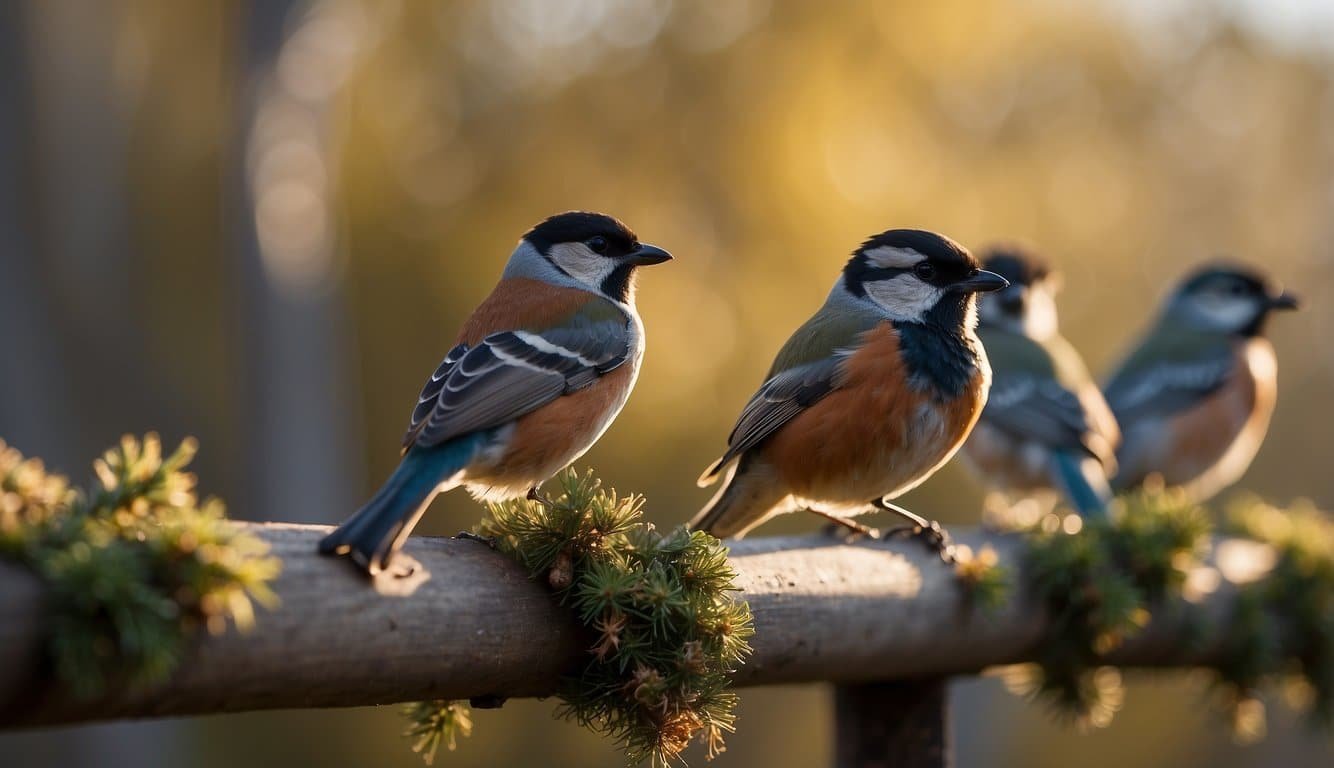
<box><xmin>689</xmin><ymin>229</ymin><xmax>1007</xmax><ymax>558</ymax></box>
<box><xmin>1104</xmin><ymin>263</ymin><xmax>1299</xmax><ymax>503</ymax></box>
<box><xmin>960</xmin><ymin>246</ymin><xmax>1120</xmax><ymax>517</ymax></box>
<box><xmin>319</xmin><ymin>211</ymin><xmax>671</xmax><ymax>574</ymax></box>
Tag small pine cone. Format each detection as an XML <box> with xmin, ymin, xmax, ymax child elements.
<box><xmin>548</xmin><ymin>549</ymin><xmax>573</xmax><ymax>590</ymax></box>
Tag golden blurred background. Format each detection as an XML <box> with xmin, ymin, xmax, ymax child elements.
<box><xmin>1</xmin><ymin>0</ymin><xmax>1331</xmax><ymax>765</ymax></box>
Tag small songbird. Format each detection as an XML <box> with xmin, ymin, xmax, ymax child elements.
<box><xmin>959</xmin><ymin>246</ymin><xmax>1120</xmax><ymax>517</ymax></box>
<box><xmin>320</xmin><ymin>211</ymin><xmax>671</xmax><ymax>574</ymax></box>
<box><xmin>1104</xmin><ymin>263</ymin><xmax>1299</xmax><ymax>503</ymax></box>
<box><xmin>689</xmin><ymin>229</ymin><xmax>1007</xmax><ymax>556</ymax></box>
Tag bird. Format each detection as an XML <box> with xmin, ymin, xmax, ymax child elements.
<box><xmin>319</xmin><ymin>211</ymin><xmax>671</xmax><ymax>574</ymax></box>
<box><xmin>689</xmin><ymin>228</ymin><xmax>1007</xmax><ymax>558</ymax></box>
<box><xmin>958</xmin><ymin>245</ymin><xmax>1120</xmax><ymax>518</ymax></box>
<box><xmin>1104</xmin><ymin>262</ymin><xmax>1299</xmax><ymax>504</ymax></box>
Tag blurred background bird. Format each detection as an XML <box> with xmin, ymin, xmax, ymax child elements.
<box><xmin>689</xmin><ymin>229</ymin><xmax>1007</xmax><ymax>557</ymax></box>
<box><xmin>960</xmin><ymin>246</ymin><xmax>1120</xmax><ymax>518</ymax></box>
<box><xmin>319</xmin><ymin>211</ymin><xmax>671</xmax><ymax>574</ymax></box>
<box><xmin>1103</xmin><ymin>263</ymin><xmax>1299</xmax><ymax>504</ymax></box>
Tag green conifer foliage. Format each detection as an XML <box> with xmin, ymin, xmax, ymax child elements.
<box><xmin>0</xmin><ymin>435</ymin><xmax>280</xmax><ymax>696</ymax></box>
<box><xmin>1015</xmin><ymin>489</ymin><xmax>1333</xmax><ymax>740</ymax></box>
<box><xmin>405</xmin><ymin>469</ymin><xmax>754</xmax><ymax>766</ymax></box>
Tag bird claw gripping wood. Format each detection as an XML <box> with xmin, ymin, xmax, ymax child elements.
<box><xmin>454</xmin><ymin>530</ymin><xmax>498</xmax><ymax>549</ymax></box>
<box><xmin>886</xmin><ymin>521</ymin><xmax>957</xmax><ymax>563</ymax></box>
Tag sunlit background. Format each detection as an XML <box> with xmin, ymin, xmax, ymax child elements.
<box><xmin>2</xmin><ymin>0</ymin><xmax>1332</xmax><ymax>765</ymax></box>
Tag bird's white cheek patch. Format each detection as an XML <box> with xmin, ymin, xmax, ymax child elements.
<box><xmin>865</xmin><ymin>275</ymin><xmax>943</xmax><ymax>322</ymax></box>
<box><xmin>548</xmin><ymin>243</ymin><xmax>615</xmax><ymax>289</ymax></box>
<box><xmin>863</xmin><ymin>245</ymin><xmax>924</xmax><ymax>269</ymax></box>
<box><xmin>1193</xmin><ymin>296</ymin><xmax>1259</xmax><ymax>332</ymax></box>
<box><xmin>1022</xmin><ymin>287</ymin><xmax>1059</xmax><ymax>339</ymax></box>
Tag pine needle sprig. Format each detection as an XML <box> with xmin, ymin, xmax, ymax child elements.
<box><xmin>0</xmin><ymin>434</ymin><xmax>280</xmax><ymax>697</ymax></box>
<box><xmin>406</xmin><ymin>468</ymin><xmax>753</xmax><ymax>766</ymax></box>
<box><xmin>403</xmin><ymin>700</ymin><xmax>473</xmax><ymax>765</ymax></box>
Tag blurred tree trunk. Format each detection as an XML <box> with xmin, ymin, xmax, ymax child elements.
<box><xmin>230</xmin><ymin>0</ymin><xmax>362</xmax><ymax>524</ymax></box>
<box><xmin>0</xmin><ymin>4</ymin><xmax>189</xmax><ymax>766</ymax></box>
<box><xmin>0</xmin><ymin>1</ymin><xmax>75</xmax><ymax>464</ymax></box>
<box><xmin>16</xmin><ymin>0</ymin><xmax>169</xmax><ymax>465</ymax></box>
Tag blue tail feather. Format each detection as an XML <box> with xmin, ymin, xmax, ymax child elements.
<box><xmin>1051</xmin><ymin>451</ymin><xmax>1112</xmax><ymax>519</ymax></box>
<box><xmin>319</xmin><ymin>431</ymin><xmax>491</xmax><ymax>573</ymax></box>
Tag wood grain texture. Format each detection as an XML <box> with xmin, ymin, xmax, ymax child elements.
<box><xmin>0</xmin><ymin>524</ymin><xmax>1253</xmax><ymax>728</ymax></box>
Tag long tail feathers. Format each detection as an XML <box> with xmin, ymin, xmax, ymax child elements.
<box><xmin>696</xmin><ymin>455</ymin><xmax>727</xmax><ymax>487</ymax></box>
<box><xmin>319</xmin><ymin>432</ymin><xmax>488</xmax><ymax>574</ymax></box>
<box><xmin>689</xmin><ymin>460</ymin><xmax>783</xmax><ymax>539</ymax></box>
<box><xmin>1051</xmin><ymin>451</ymin><xmax>1113</xmax><ymax>519</ymax></box>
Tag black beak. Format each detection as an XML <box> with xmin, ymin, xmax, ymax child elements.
<box><xmin>625</xmin><ymin>243</ymin><xmax>672</xmax><ymax>267</ymax></box>
<box><xmin>1267</xmin><ymin>290</ymin><xmax>1300</xmax><ymax>311</ymax></box>
<box><xmin>952</xmin><ymin>269</ymin><xmax>1009</xmax><ymax>294</ymax></box>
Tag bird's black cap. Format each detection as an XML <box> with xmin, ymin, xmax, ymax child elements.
<box><xmin>844</xmin><ymin>229</ymin><xmax>983</xmax><ymax>296</ymax></box>
<box><xmin>1176</xmin><ymin>262</ymin><xmax>1274</xmax><ymax>297</ymax></box>
<box><xmin>980</xmin><ymin>245</ymin><xmax>1052</xmax><ymax>287</ymax></box>
<box><xmin>523</xmin><ymin>211</ymin><xmax>638</xmax><ymax>255</ymax></box>
<box><xmin>854</xmin><ymin>229</ymin><xmax>978</xmax><ymax>267</ymax></box>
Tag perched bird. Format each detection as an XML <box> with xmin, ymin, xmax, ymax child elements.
<box><xmin>320</xmin><ymin>211</ymin><xmax>671</xmax><ymax>574</ymax></box>
<box><xmin>1104</xmin><ymin>263</ymin><xmax>1299</xmax><ymax>503</ymax></box>
<box><xmin>959</xmin><ymin>246</ymin><xmax>1120</xmax><ymax>517</ymax></box>
<box><xmin>689</xmin><ymin>229</ymin><xmax>1007</xmax><ymax>557</ymax></box>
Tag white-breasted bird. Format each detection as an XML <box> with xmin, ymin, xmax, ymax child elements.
<box><xmin>320</xmin><ymin>211</ymin><xmax>671</xmax><ymax>574</ymax></box>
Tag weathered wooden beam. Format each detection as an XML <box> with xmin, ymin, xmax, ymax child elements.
<box><xmin>0</xmin><ymin>524</ymin><xmax>1253</xmax><ymax>729</ymax></box>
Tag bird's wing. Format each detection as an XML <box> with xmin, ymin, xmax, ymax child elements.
<box><xmin>402</xmin><ymin>312</ymin><xmax>631</xmax><ymax>449</ymax></box>
<box><xmin>698</xmin><ymin>303</ymin><xmax>880</xmax><ymax>485</ymax></box>
<box><xmin>981</xmin><ymin>330</ymin><xmax>1119</xmax><ymax>467</ymax></box>
<box><xmin>1103</xmin><ymin>331</ymin><xmax>1235</xmax><ymax>424</ymax></box>
<box><xmin>716</xmin><ymin>354</ymin><xmax>848</xmax><ymax>468</ymax></box>
<box><xmin>984</xmin><ymin>375</ymin><xmax>1103</xmax><ymax>457</ymax></box>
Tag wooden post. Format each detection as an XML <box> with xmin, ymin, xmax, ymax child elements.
<box><xmin>834</xmin><ymin>678</ymin><xmax>951</xmax><ymax>768</ymax></box>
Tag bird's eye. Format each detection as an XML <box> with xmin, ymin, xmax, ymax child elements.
<box><xmin>914</xmin><ymin>262</ymin><xmax>937</xmax><ymax>281</ymax></box>
<box><xmin>587</xmin><ymin>236</ymin><xmax>608</xmax><ymax>254</ymax></box>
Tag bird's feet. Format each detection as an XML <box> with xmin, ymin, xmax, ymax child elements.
<box><xmin>454</xmin><ymin>530</ymin><xmax>498</xmax><ymax>549</ymax></box>
<box><xmin>884</xmin><ymin>520</ymin><xmax>956</xmax><ymax>563</ymax></box>
<box><xmin>872</xmin><ymin>497</ymin><xmax>956</xmax><ymax>563</ymax></box>
<box><xmin>526</xmin><ymin>486</ymin><xmax>555</xmax><ymax>508</ymax></box>
<box><xmin>809</xmin><ymin>508</ymin><xmax>882</xmax><ymax>541</ymax></box>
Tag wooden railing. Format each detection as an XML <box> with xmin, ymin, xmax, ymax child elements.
<box><xmin>0</xmin><ymin>524</ymin><xmax>1259</xmax><ymax>767</ymax></box>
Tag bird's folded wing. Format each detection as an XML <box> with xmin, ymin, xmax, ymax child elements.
<box><xmin>402</xmin><ymin>319</ymin><xmax>630</xmax><ymax>449</ymax></box>
<box><xmin>715</xmin><ymin>355</ymin><xmax>847</xmax><ymax>466</ymax></box>
<box><xmin>1103</xmin><ymin>343</ymin><xmax>1234</xmax><ymax>424</ymax></box>
<box><xmin>984</xmin><ymin>376</ymin><xmax>1108</xmax><ymax>460</ymax></box>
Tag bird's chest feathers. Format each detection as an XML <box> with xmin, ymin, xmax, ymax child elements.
<box><xmin>771</xmin><ymin>323</ymin><xmax>986</xmax><ymax>502</ymax></box>
<box><xmin>892</xmin><ymin>319</ymin><xmax>986</xmax><ymax>400</ymax></box>
<box><xmin>1161</xmin><ymin>337</ymin><xmax>1275</xmax><ymax>488</ymax></box>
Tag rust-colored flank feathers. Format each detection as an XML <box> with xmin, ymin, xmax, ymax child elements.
<box><xmin>764</xmin><ymin>322</ymin><xmax>986</xmax><ymax>503</ymax></box>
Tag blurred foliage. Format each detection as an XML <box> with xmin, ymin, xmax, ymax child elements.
<box><xmin>404</xmin><ymin>470</ymin><xmax>752</xmax><ymax>766</ymax></box>
<box><xmin>953</xmin><ymin>542</ymin><xmax>1009</xmax><ymax>610</ymax></box>
<box><xmin>1010</xmin><ymin>490</ymin><xmax>1333</xmax><ymax>744</ymax></box>
<box><xmin>0</xmin><ymin>435</ymin><xmax>280</xmax><ymax>697</ymax></box>
<box><xmin>405</xmin><ymin>700</ymin><xmax>473</xmax><ymax>765</ymax></box>
<box><xmin>1017</xmin><ymin>490</ymin><xmax>1211</xmax><ymax>728</ymax></box>
<box><xmin>1216</xmin><ymin>496</ymin><xmax>1334</xmax><ymax>737</ymax></box>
